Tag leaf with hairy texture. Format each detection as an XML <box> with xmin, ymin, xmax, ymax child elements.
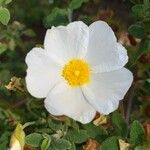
<box><xmin>130</xmin><ymin>120</ymin><xmax>145</xmax><ymax>146</ymax></box>
<box><xmin>128</xmin><ymin>24</ymin><xmax>145</xmax><ymax>38</ymax></box>
<box><xmin>0</xmin><ymin>7</ymin><xmax>10</xmax><ymax>25</ymax></box>
<box><xmin>69</xmin><ymin>0</ymin><xmax>89</xmax><ymax>10</ymax></box>
<box><xmin>111</xmin><ymin>112</ymin><xmax>128</xmax><ymax>137</ymax></box>
<box><xmin>49</xmin><ymin>138</ymin><xmax>71</xmax><ymax>150</ymax></box>
<box><xmin>44</xmin><ymin>8</ymin><xmax>68</xmax><ymax>28</ymax></box>
<box><xmin>101</xmin><ymin>136</ymin><xmax>120</xmax><ymax>150</ymax></box>
<box><xmin>25</xmin><ymin>133</ymin><xmax>43</xmax><ymax>147</ymax></box>
<box><xmin>65</xmin><ymin>129</ymin><xmax>89</xmax><ymax>144</ymax></box>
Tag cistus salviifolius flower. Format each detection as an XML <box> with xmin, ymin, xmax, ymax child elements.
<box><xmin>25</xmin><ymin>21</ymin><xmax>133</xmax><ymax>124</ymax></box>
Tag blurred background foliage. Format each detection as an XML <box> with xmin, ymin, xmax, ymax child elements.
<box><xmin>0</xmin><ymin>0</ymin><xmax>150</xmax><ymax>149</ymax></box>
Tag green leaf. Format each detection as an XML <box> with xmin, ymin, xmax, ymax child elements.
<box><xmin>101</xmin><ymin>136</ymin><xmax>119</xmax><ymax>150</ymax></box>
<box><xmin>134</xmin><ymin>39</ymin><xmax>150</xmax><ymax>63</ymax></box>
<box><xmin>135</xmin><ymin>146</ymin><xmax>143</xmax><ymax>150</ymax></box>
<box><xmin>132</xmin><ymin>4</ymin><xmax>144</xmax><ymax>18</ymax></box>
<box><xmin>0</xmin><ymin>0</ymin><xmax>12</xmax><ymax>5</ymax></box>
<box><xmin>84</xmin><ymin>123</ymin><xmax>107</xmax><ymax>140</ymax></box>
<box><xmin>130</xmin><ymin>120</ymin><xmax>145</xmax><ymax>146</ymax></box>
<box><xmin>41</xmin><ymin>137</ymin><xmax>51</xmax><ymax>150</ymax></box>
<box><xmin>0</xmin><ymin>7</ymin><xmax>10</xmax><ymax>25</ymax></box>
<box><xmin>50</xmin><ymin>138</ymin><xmax>71</xmax><ymax>150</ymax></box>
<box><xmin>23</xmin><ymin>29</ymin><xmax>36</xmax><ymax>37</ymax></box>
<box><xmin>25</xmin><ymin>133</ymin><xmax>43</xmax><ymax>147</ymax></box>
<box><xmin>138</xmin><ymin>39</ymin><xmax>150</xmax><ymax>54</ymax></box>
<box><xmin>8</xmin><ymin>39</ymin><xmax>16</xmax><ymax>51</ymax></box>
<box><xmin>0</xmin><ymin>0</ymin><xmax>4</xmax><ymax>5</ymax></box>
<box><xmin>128</xmin><ymin>24</ymin><xmax>145</xmax><ymax>38</ymax></box>
<box><xmin>44</xmin><ymin>8</ymin><xmax>68</xmax><ymax>28</ymax></box>
<box><xmin>132</xmin><ymin>4</ymin><xmax>150</xmax><ymax>19</ymax></box>
<box><xmin>69</xmin><ymin>0</ymin><xmax>89</xmax><ymax>10</ymax></box>
<box><xmin>4</xmin><ymin>0</ymin><xmax>12</xmax><ymax>4</ymax></box>
<box><xmin>0</xmin><ymin>43</ymin><xmax>7</xmax><ymax>54</ymax></box>
<box><xmin>65</xmin><ymin>129</ymin><xmax>89</xmax><ymax>144</ymax></box>
<box><xmin>0</xmin><ymin>131</ymin><xmax>11</xmax><ymax>150</ymax></box>
<box><xmin>111</xmin><ymin>112</ymin><xmax>128</xmax><ymax>137</ymax></box>
<box><xmin>48</xmin><ymin>120</ymin><xmax>64</xmax><ymax>131</ymax></box>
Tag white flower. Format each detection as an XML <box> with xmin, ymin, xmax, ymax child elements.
<box><xmin>25</xmin><ymin>21</ymin><xmax>133</xmax><ymax>124</ymax></box>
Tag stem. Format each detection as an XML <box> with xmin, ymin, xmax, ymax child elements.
<box><xmin>124</xmin><ymin>83</ymin><xmax>136</xmax><ymax>125</ymax></box>
<box><xmin>120</xmin><ymin>101</ymin><xmax>125</xmax><ymax>118</ymax></box>
<box><xmin>67</xmin><ymin>8</ymin><xmax>72</xmax><ymax>23</ymax></box>
<box><xmin>23</xmin><ymin>121</ymin><xmax>35</xmax><ymax>129</ymax></box>
<box><xmin>144</xmin><ymin>0</ymin><xmax>149</xmax><ymax>6</ymax></box>
<box><xmin>10</xmin><ymin>99</ymin><xmax>26</xmax><ymax>109</ymax></box>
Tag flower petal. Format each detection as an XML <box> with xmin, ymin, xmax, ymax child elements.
<box><xmin>44</xmin><ymin>82</ymin><xmax>96</xmax><ymax>124</ymax></box>
<box><xmin>116</xmin><ymin>42</ymin><xmax>128</xmax><ymax>67</ymax></box>
<box><xmin>45</xmin><ymin>103</ymin><xmax>62</xmax><ymax>116</ymax></box>
<box><xmin>44</xmin><ymin>21</ymin><xmax>89</xmax><ymax>64</ymax></box>
<box><xmin>85</xmin><ymin>21</ymin><xmax>128</xmax><ymax>73</ymax></box>
<box><xmin>82</xmin><ymin>68</ymin><xmax>133</xmax><ymax>114</ymax></box>
<box><xmin>25</xmin><ymin>47</ymin><xmax>61</xmax><ymax>98</ymax></box>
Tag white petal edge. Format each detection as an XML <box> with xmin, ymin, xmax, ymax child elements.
<box><xmin>117</xmin><ymin>42</ymin><xmax>128</xmax><ymax>67</ymax></box>
<box><xmin>25</xmin><ymin>47</ymin><xmax>61</xmax><ymax>98</ymax></box>
<box><xmin>85</xmin><ymin>21</ymin><xmax>128</xmax><ymax>73</ymax></box>
<box><xmin>82</xmin><ymin>68</ymin><xmax>133</xmax><ymax>114</ymax></box>
<box><xmin>45</xmin><ymin>103</ymin><xmax>62</xmax><ymax>116</ymax></box>
<box><xmin>44</xmin><ymin>21</ymin><xmax>89</xmax><ymax>65</ymax></box>
<box><xmin>44</xmin><ymin>81</ymin><xmax>96</xmax><ymax>124</ymax></box>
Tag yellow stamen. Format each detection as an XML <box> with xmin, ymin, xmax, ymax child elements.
<box><xmin>62</xmin><ymin>59</ymin><xmax>90</xmax><ymax>87</ymax></box>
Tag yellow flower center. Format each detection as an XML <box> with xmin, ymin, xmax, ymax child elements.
<box><xmin>62</xmin><ymin>59</ymin><xmax>90</xmax><ymax>87</ymax></box>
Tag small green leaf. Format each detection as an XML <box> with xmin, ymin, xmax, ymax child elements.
<box><xmin>138</xmin><ymin>39</ymin><xmax>150</xmax><ymax>54</ymax></box>
<box><xmin>41</xmin><ymin>137</ymin><xmax>51</xmax><ymax>150</ymax></box>
<box><xmin>0</xmin><ymin>0</ymin><xmax>4</xmax><ymax>5</ymax></box>
<box><xmin>135</xmin><ymin>39</ymin><xmax>150</xmax><ymax>63</ymax></box>
<box><xmin>0</xmin><ymin>0</ymin><xmax>12</xmax><ymax>5</ymax></box>
<box><xmin>101</xmin><ymin>136</ymin><xmax>119</xmax><ymax>150</ymax></box>
<box><xmin>50</xmin><ymin>138</ymin><xmax>71</xmax><ymax>150</ymax></box>
<box><xmin>0</xmin><ymin>43</ymin><xmax>7</xmax><ymax>54</ymax></box>
<box><xmin>48</xmin><ymin>120</ymin><xmax>64</xmax><ymax>131</ymax></box>
<box><xmin>23</xmin><ymin>29</ymin><xmax>36</xmax><ymax>37</ymax></box>
<box><xmin>0</xmin><ymin>131</ymin><xmax>11</xmax><ymax>150</ymax></box>
<box><xmin>69</xmin><ymin>0</ymin><xmax>89</xmax><ymax>10</ymax></box>
<box><xmin>84</xmin><ymin>123</ymin><xmax>107</xmax><ymax>140</ymax></box>
<box><xmin>8</xmin><ymin>39</ymin><xmax>16</xmax><ymax>51</ymax></box>
<box><xmin>130</xmin><ymin>120</ymin><xmax>145</xmax><ymax>146</ymax></box>
<box><xmin>4</xmin><ymin>0</ymin><xmax>12</xmax><ymax>4</ymax></box>
<box><xmin>25</xmin><ymin>133</ymin><xmax>43</xmax><ymax>147</ymax></box>
<box><xmin>132</xmin><ymin>4</ymin><xmax>144</xmax><ymax>18</ymax></box>
<box><xmin>132</xmin><ymin>4</ymin><xmax>150</xmax><ymax>19</ymax></box>
<box><xmin>111</xmin><ymin>112</ymin><xmax>128</xmax><ymax>137</ymax></box>
<box><xmin>44</xmin><ymin>8</ymin><xmax>68</xmax><ymax>28</ymax></box>
<box><xmin>65</xmin><ymin>129</ymin><xmax>89</xmax><ymax>144</ymax></box>
<box><xmin>0</xmin><ymin>7</ymin><xmax>10</xmax><ymax>25</ymax></box>
<box><xmin>128</xmin><ymin>24</ymin><xmax>145</xmax><ymax>38</ymax></box>
<box><xmin>134</xmin><ymin>146</ymin><xmax>143</xmax><ymax>150</ymax></box>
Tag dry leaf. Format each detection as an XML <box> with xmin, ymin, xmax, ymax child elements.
<box><xmin>119</xmin><ymin>32</ymin><xmax>141</xmax><ymax>46</ymax></box>
<box><xmin>93</xmin><ymin>114</ymin><xmax>107</xmax><ymax>126</ymax></box>
<box><xmin>83</xmin><ymin>139</ymin><xmax>99</xmax><ymax>150</ymax></box>
<box><xmin>23</xmin><ymin>145</ymin><xmax>34</xmax><ymax>150</ymax></box>
<box><xmin>143</xmin><ymin>124</ymin><xmax>150</xmax><ymax>136</ymax></box>
<box><xmin>119</xmin><ymin>139</ymin><xmax>131</xmax><ymax>150</ymax></box>
<box><xmin>5</xmin><ymin>76</ymin><xmax>24</xmax><ymax>92</ymax></box>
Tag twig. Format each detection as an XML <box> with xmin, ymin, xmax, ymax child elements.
<box><xmin>124</xmin><ymin>82</ymin><xmax>136</xmax><ymax>125</ymax></box>
<box><xmin>10</xmin><ymin>99</ymin><xmax>26</xmax><ymax>109</ymax></box>
<box><xmin>67</xmin><ymin>8</ymin><xmax>72</xmax><ymax>23</ymax></box>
